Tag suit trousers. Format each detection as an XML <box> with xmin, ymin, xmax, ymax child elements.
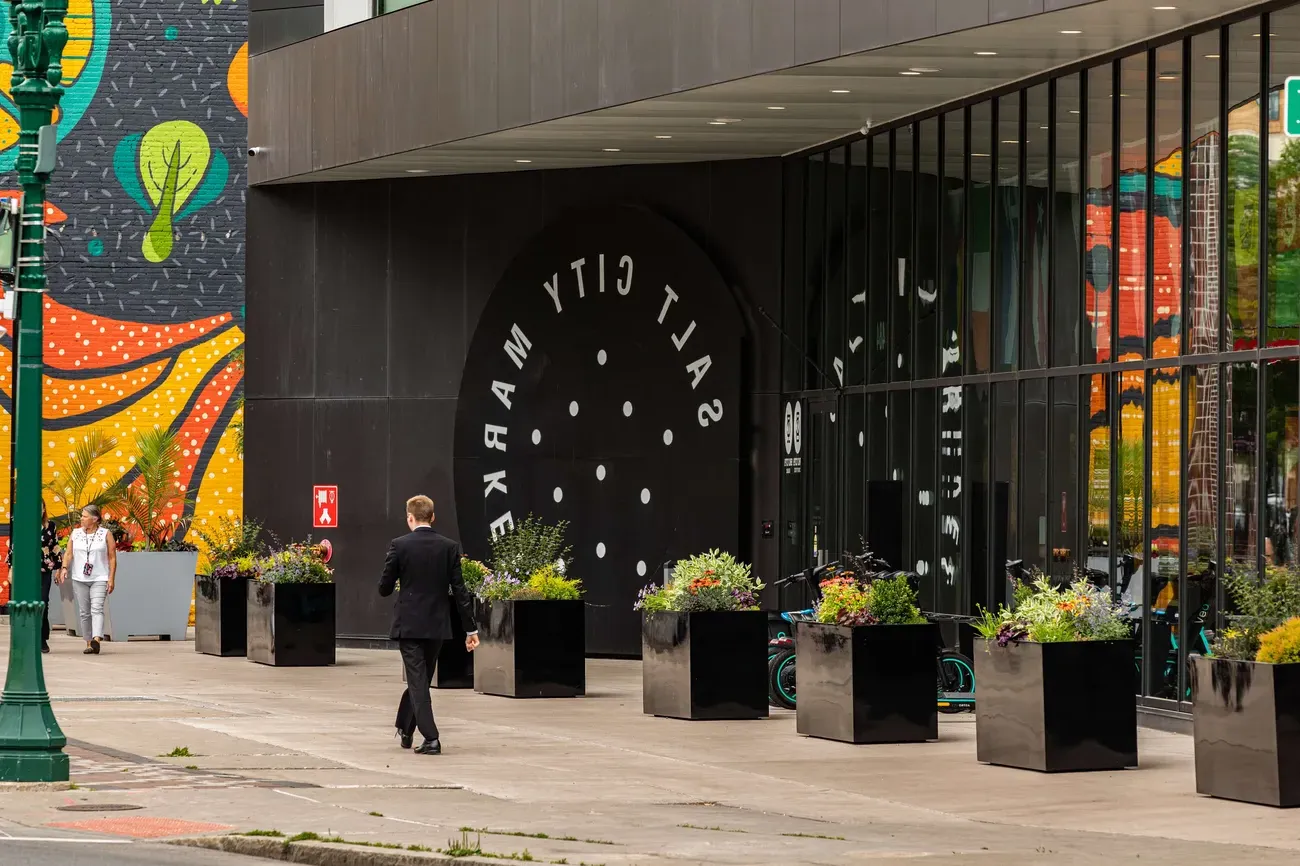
<box><xmin>396</xmin><ymin>638</ymin><xmax>445</xmax><ymax>741</ymax></box>
<box><xmin>40</xmin><ymin>571</ymin><xmax>52</xmax><ymax>643</ymax></box>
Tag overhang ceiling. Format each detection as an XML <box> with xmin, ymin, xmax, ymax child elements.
<box><xmin>276</xmin><ymin>0</ymin><xmax>1267</xmax><ymax>183</ymax></box>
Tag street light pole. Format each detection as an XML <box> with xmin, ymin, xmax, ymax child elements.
<box><xmin>0</xmin><ymin>0</ymin><xmax>68</xmax><ymax>783</ymax></box>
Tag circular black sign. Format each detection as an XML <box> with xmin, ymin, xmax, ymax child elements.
<box><xmin>453</xmin><ymin>206</ymin><xmax>743</xmax><ymax>655</ymax></box>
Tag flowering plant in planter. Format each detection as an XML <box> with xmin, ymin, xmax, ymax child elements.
<box><xmin>973</xmin><ymin>571</ymin><xmax>1131</xmax><ymax>647</ymax></box>
<box><xmin>460</xmin><ymin>557</ymin><xmax>491</xmax><ymax>596</ymax></box>
<box><xmin>634</xmin><ymin>549</ymin><xmax>763</xmax><ymax>612</ymax></box>
<box><xmin>210</xmin><ymin>554</ymin><xmax>260</xmax><ymax>581</ymax></box>
<box><xmin>256</xmin><ymin>541</ymin><xmax>333</xmax><ymax>584</ymax></box>
<box><xmin>477</xmin><ymin>516</ymin><xmax>582</xmax><ymax>601</ymax></box>
<box><xmin>814</xmin><ymin>571</ymin><xmax>925</xmax><ymax>626</ymax></box>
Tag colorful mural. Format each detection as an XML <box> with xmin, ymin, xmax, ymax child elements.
<box><xmin>0</xmin><ymin>3</ymin><xmax>247</xmax><ymax>605</ymax></box>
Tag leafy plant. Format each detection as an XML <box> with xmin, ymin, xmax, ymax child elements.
<box><xmin>460</xmin><ymin>557</ymin><xmax>490</xmax><ymax>596</ymax></box>
<box><xmin>1211</xmin><ymin>566</ymin><xmax>1300</xmax><ymax>660</ymax></box>
<box><xmin>526</xmin><ymin>564</ymin><xmax>582</xmax><ymax>600</ymax></box>
<box><xmin>1256</xmin><ymin>617</ymin><xmax>1300</xmax><ymax>665</ymax></box>
<box><xmin>867</xmin><ymin>573</ymin><xmax>926</xmax><ymax>624</ymax></box>
<box><xmin>194</xmin><ymin>514</ymin><xmax>266</xmax><ymax>570</ymax></box>
<box><xmin>816</xmin><ymin>576</ymin><xmax>874</xmax><ymax>626</ymax></box>
<box><xmin>634</xmin><ymin>549</ymin><xmax>763</xmax><ymax>613</ymax></box>
<box><xmin>43</xmin><ymin>429</ymin><xmax>131</xmax><ymax>530</ymax></box>
<box><xmin>257</xmin><ymin>541</ymin><xmax>333</xmax><ymax>585</ymax></box>
<box><xmin>479</xmin><ymin>572</ymin><xmax>525</xmax><ymax>601</ymax></box>
<box><xmin>489</xmin><ymin>515</ymin><xmax>571</xmax><ymax>583</ymax></box>
<box><xmin>118</xmin><ymin>426</ymin><xmax>196</xmax><ymax>551</ymax></box>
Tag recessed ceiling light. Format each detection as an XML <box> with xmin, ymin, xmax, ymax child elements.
<box><xmin>1205</xmin><ymin>53</ymin><xmax>1220</xmax><ymax>59</ymax></box>
<box><xmin>900</xmin><ymin>71</ymin><xmax>922</xmax><ymax>76</ymax></box>
<box><xmin>972</xmin><ymin>153</ymin><xmax>991</xmax><ymax>158</ymax></box>
<box><xmin>405</xmin><ymin>169</ymin><xmax>429</xmax><ymax>174</ymax></box>
<box><xmin>1069</xmin><ymin>109</ymin><xmax>1081</xmax><ymax>114</ymax></box>
<box><xmin>716</xmin><ymin>118</ymin><xmax>742</xmax><ymax>123</ymax></box>
<box><xmin>910</xmin><ymin>67</ymin><xmax>941</xmax><ymax>73</ymax></box>
<box><xmin>1060</xmin><ymin>30</ymin><xmax>1083</xmax><ymax>35</ymax></box>
<box><xmin>1159</xmin><ymin>74</ymin><xmax>1178</xmax><ymax>80</ymax></box>
<box><xmin>830</xmin><ymin>89</ymin><xmax>851</xmax><ymax>94</ymax></box>
<box><xmin>515</xmin><ymin>159</ymin><xmax>532</xmax><ymax>164</ymax></box>
<box><xmin>1001</xmin><ymin>140</ymin><xmax>1018</xmax><ymax>145</ymax></box>
<box><xmin>655</xmin><ymin>134</ymin><xmax>672</xmax><ymax>139</ymax></box>
<box><xmin>767</xmin><ymin>105</ymin><xmax>785</xmax><ymax>110</ymax></box>
<box><xmin>1040</xmin><ymin>125</ymin><xmax>1050</xmax><ymax>130</ymax></box>
<box><xmin>975</xmin><ymin>51</ymin><xmax>998</xmax><ymax>56</ymax></box>
<box><xmin>602</xmin><ymin>148</ymin><xmax>621</xmax><ymax>152</ymax></box>
<box><xmin>708</xmin><ymin>120</ymin><xmax>727</xmax><ymax>125</ymax></box>
<box><xmin>1152</xmin><ymin>5</ymin><xmax>1176</xmax><ymax>10</ymax></box>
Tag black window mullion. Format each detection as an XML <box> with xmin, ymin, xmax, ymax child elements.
<box><xmin>1260</xmin><ymin>12</ymin><xmax>1270</xmax><ymax>350</ymax></box>
<box><xmin>1218</xmin><ymin>25</ymin><xmax>1229</xmax><ymax>354</ymax></box>
<box><xmin>1146</xmin><ymin>48</ymin><xmax>1157</xmax><ymax>360</ymax></box>
<box><xmin>1018</xmin><ymin>87</ymin><xmax>1028</xmax><ymax>372</ymax></box>
<box><xmin>1112</xmin><ymin>57</ymin><xmax>1122</xmax><ymax>366</ymax></box>
<box><xmin>1182</xmin><ymin>35</ymin><xmax>1193</xmax><ymax>357</ymax></box>
<box><xmin>1047</xmin><ymin>77</ymin><xmax>1057</xmax><ymax>368</ymax></box>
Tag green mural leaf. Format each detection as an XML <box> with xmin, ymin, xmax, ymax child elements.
<box><xmin>137</xmin><ymin>121</ymin><xmax>216</xmax><ymax>263</ymax></box>
<box><xmin>177</xmin><ymin>150</ymin><xmax>229</xmax><ymax>222</ymax></box>
<box><xmin>112</xmin><ymin>133</ymin><xmax>150</xmax><ymax>212</ymax></box>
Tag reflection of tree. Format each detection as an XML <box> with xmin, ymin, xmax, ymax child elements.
<box><xmin>1226</xmin><ymin>131</ymin><xmax>1260</xmax><ymax>341</ymax></box>
<box><xmin>1267</xmin><ymin>137</ymin><xmax>1300</xmax><ymax>332</ymax></box>
<box><xmin>1116</xmin><ymin>439</ymin><xmax>1145</xmax><ymax>552</ymax></box>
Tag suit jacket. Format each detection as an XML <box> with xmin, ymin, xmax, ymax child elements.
<box><xmin>378</xmin><ymin>527</ymin><xmax>477</xmax><ymax>641</ymax></box>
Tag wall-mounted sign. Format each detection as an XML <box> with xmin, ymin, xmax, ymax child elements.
<box><xmin>782</xmin><ymin>400</ymin><xmax>802</xmax><ymax>475</ymax></box>
<box><xmin>453</xmin><ymin>206</ymin><xmax>743</xmax><ymax>656</ymax></box>
<box><xmin>1287</xmin><ymin>76</ymin><xmax>1300</xmax><ymax>136</ymax></box>
<box><xmin>313</xmin><ymin>485</ymin><xmax>337</xmax><ymax>528</ymax></box>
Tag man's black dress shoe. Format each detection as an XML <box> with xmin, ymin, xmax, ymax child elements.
<box><xmin>41</xmin><ymin>641</ymin><xmax>50</xmax><ymax>654</ymax></box>
<box><xmin>414</xmin><ymin>738</ymin><xmax>441</xmax><ymax>755</ymax></box>
<box><xmin>398</xmin><ymin>729</ymin><xmax>413</xmax><ymax>750</ymax></box>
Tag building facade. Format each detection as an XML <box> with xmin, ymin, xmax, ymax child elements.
<box><xmin>0</xmin><ymin>1</ymin><xmax>248</xmax><ymax>605</ymax></box>
<box><xmin>247</xmin><ymin>0</ymin><xmax>1300</xmax><ymax>719</ymax></box>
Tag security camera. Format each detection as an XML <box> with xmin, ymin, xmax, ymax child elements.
<box><xmin>860</xmin><ymin>120</ymin><xmax>873</xmax><ymax>136</ymax></box>
<box><xmin>248</xmin><ymin>146</ymin><xmax>264</xmax><ymax>157</ymax></box>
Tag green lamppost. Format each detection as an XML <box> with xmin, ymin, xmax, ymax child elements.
<box><xmin>0</xmin><ymin>0</ymin><xmax>68</xmax><ymax>783</ymax></box>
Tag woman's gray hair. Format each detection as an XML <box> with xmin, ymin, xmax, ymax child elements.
<box><xmin>81</xmin><ymin>504</ymin><xmax>102</xmax><ymax>523</ymax></box>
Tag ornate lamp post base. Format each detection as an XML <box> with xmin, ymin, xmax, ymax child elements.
<box><xmin>0</xmin><ymin>603</ymin><xmax>68</xmax><ymax>782</ymax></box>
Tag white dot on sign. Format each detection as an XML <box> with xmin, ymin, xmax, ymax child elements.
<box><xmin>532</xmin><ymin>429</ymin><xmax>542</xmax><ymax>445</ymax></box>
<box><xmin>569</xmin><ymin>401</ymin><xmax>579</xmax><ymax>417</ymax></box>
<box><xmin>597</xmin><ymin>349</ymin><xmax>607</xmax><ymax>365</ymax></box>
<box><xmin>637</xmin><ymin>560</ymin><xmax>647</xmax><ymax>577</ymax></box>
<box><xmin>641</xmin><ymin>488</ymin><xmax>651</xmax><ymax>504</ymax></box>
<box><xmin>553</xmin><ymin>487</ymin><xmax>564</xmax><ymax>503</ymax></box>
<box><xmin>623</xmin><ymin>401</ymin><xmax>633</xmax><ymax>417</ymax></box>
<box><xmin>663</xmin><ymin>429</ymin><xmax>674</xmax><ymax>445</ymax></box>
<box><xmin>596</xmin><ymin>465</ymin><xmax>606</xmax><ymax>481</ymax></box>
<box><xmin>597</xmin><ymin>542</ymin><xmax>606</xmax><ymax>558</ymax></box>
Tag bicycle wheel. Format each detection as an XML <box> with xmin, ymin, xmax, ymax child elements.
<box><xmin>768</xmin><ymin>648</ymin><xmax>797</xmax><ymax>710</ymax></box>
<box><xmin>937</xmin><ymin>650</ymin><xmax>975</xmax><ymax>714</ymax></box>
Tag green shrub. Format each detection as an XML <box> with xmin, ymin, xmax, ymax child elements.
<box><xmin>460</xmin><ymin>557</ymin><xmax>490</xmax><ymax>595</ymax></box>
<box><xmin>489</xmin><ymin>515</ymin><xmax>570</xmax><ymax>581</ymax></box>
<box><xmin>815</xmin><ymin>576</ymin><xmax>872</xmax><ymax>625</ymax></box>
<box><xmin>1211</xmin><ymin>566</ymin><xmax>1300</xmax><ymax>660</ymax></box>
<box><xmin>1256</xmin><ymin>617</ymin><xmax>1300</xmax><ymax>665</ymax></box>
<box><xmin>526</xmin><ymin>564</ymin><xmax>582</xmax><ymax>600</ymax></box>
<box><xmin>867</xmin><ymin>574</ymin><xmax>926</xmax><ymax>625</ymax></box>
<box><xmin>973</xmin><ymin>574</ymin><xmax>1131</xmax><ymax>647</ymax></box>
<box><xmin>257</xmin><ymin>542</ymin><xmax>333</xmax><ymax>584</ymax></box>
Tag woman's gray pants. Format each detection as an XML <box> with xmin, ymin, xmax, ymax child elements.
<box><xmin>74</xmin><ymin>580</ymin><xmax>108</xmax><ymax>640</ymax></box>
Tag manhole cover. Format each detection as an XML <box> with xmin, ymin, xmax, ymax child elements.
<box><xmin>57</xmin><ymin>804</ymin><xmax>143</xmax><ymax>812</ymax></box>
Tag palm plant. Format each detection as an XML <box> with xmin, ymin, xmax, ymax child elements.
<box><xmin>119</xmin><ymin>426</ymin><xmax>196</xmax><ymax>550</ymax></box>
<box><xmin>230</xmin><ymin>346</ymin><xmax>245</xmax><ymax>458</ymax></box>
<box><xmin>43</xmin><ymin>428</ymin><xmax>131</xmax><ymax>530</ymax></box>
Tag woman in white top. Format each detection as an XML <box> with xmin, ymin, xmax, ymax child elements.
<box><xmin>58</xmin><ymin>504</ymin><xmax>117</xmax><ymax>654</ymax></box>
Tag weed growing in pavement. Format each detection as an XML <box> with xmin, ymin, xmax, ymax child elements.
<box><xmin>239</xmin><ymin>829</ymin><xmax>430</xmax><ymax>853</ymax></box>
<box><xmin>368</xmin><ymin>811</ymin><xmax>383</xmax><ymax>817</ymax></box>
<box><xmin>781</xmin><ymin>832</ymin><xmax>847</xmax><ymax>841</ymax></box>
<box><xmin>184</xmin><ymin>765</ymin><xmax>199</xmax><ymax>770</ymax></box>
<box><xmin>162</xmin><ymin>746</ymin><xmax>192</xmax><ymax>758</ymax></box>
<box><xmin>677</xmin><ymin>824</ymin><xmax>748</xmax><ymax>833</ymax></box>
<box><xmin>242</xmin><ymin>830</ymin><xmax>284</xmax><ymax>838</ymax></box>
<box><xmin>462</xmin><ymin>827</ymin><xmax>616</xmax><ymax>846</ymax></box>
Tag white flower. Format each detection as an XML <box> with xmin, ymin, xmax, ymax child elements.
<box><xmin>555</xmin><ymin>558</ymin><xmax>566</xmax><ymax>574</ymax></box>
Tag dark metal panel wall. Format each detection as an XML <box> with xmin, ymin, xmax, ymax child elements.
<box><xmin>250</xmin><ymin>0</ymin><xmax>324</xmax><ymax>55</ymax></box>
<box><xmin>245</xmin><ymin>159</ymin><xmax>784</xmax><ymax>646</ymax></box>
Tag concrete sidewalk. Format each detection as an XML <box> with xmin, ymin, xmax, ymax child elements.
<box><xmin>1</xmin><ymin>627</ymin><xmax>1297</xmax><ymax>865</ymax></box>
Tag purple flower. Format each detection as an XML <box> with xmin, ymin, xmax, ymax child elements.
<box><xmin>995</xmin><ymin>622</ymin><xmax>1028</xmax><ymax>647</ymax></box>
<box><xmin>212</xmin><ymin>563</ymin><xmax>240</xmax><ymax>580</ymax></box>
<box><xmin>633</xmin><ymin>582</ymin><xmax>661</xmax><ymax>611</ymax></box>
<box><xmin>730</xmin><ymin>588</ymin><xmax>758</xmax><ymax>609</ymax></box>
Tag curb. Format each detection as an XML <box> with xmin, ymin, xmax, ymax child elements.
<box><xmin>0</xmin><ymin>781</ymin><xmax>73</xmax><ymax>792</ymax></box>
<box><xmin>168</xmin><ymin>835</ymin><xmax>526</xmax><ymax>866</ymax></box>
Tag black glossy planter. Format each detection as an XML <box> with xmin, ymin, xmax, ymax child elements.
<box><xmin>433</xmin><ymin>600</ymin><xmax>476</xmax><ymax>689</ymax></box>
<box><xmin>194</xmin><ymin>576</ymin><xmax>249</xmax><ymax>657</ymax></box>
<box><xmin>246</xmin><ymin>582</ymin><xmax>336</xmax><ymax>667</ymax></box>
<box><xmin>1191</xmin><ymin>655</ymin><xmax>1300</xmax><ymax>807</ymax></box>
<box><xmin>642</xmin><ymin>611</ymin><xmax>768</xmax><ymax>720</ymax></box>
<box><xmin>473</xmin><ymin>599</ymin><xmax>585</xmax><ymax>697</ymax></box>
<box><xmin>796</xmin><ymin>621</ymin><xmax>939</xmax><ymax>744</ymax></box>
<box><xmin>974</xmin><ymin>638</ymin><xmax>1136</xmax><ymax>772</ymax></box>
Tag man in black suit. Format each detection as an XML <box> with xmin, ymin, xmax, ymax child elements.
<box><xmin>379</xmin><ymin>495</ymin><xmax>479</xmax><ymax>755</ymax></box>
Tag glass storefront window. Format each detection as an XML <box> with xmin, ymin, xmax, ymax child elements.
<box><xmin>939</xmin><ymin>381</ymin><xmax>963</xmax><ymax>614</ymax></box>
<box><xmin>889</xmin><ymin>390</ymin><xmax>913</xmax><ymax>569</ymax></box>
<box><xmin>1025</xmin><ymin>84</ymin><xmax>1049</xmax><ymax>369</ymax></box>
<box><xmin>970</xmin><ymin>102</ymin><xmax>993</xmax><ymax>374</ymax></box>
<box><xmin>1154</xmin><ymin>43</ymin><xmax>1183</xmax><ymax>360</ymax></box>
<box><xmin>1087</xmin><ymin>64</ymin><xmax>1115</xmax><ymax>363</ymax></box>
<box><xmin>1186</xmin><ymin>364</ymin><xmax>1221</xmax><ymax>578</ymax></box>
<box><xmin>1227</xmin><ymin>21</ymin><xmax>1261</xmax><ymax>350</ymax></box>
<box><xmin>1264</xmin><ymin>358</ymin><xmax>1299</xmax><ymax>567</ymax></box>
<box><xmin>1053</xmin><ymin>75</ymin><xmax>1083</xmax><ymax>368</ymax></box>
<box><xmin>1086</xmin><ymin>373</ymin><xmax>1113</xmax><ymax>584</ymax></box>
<box><xmin>846</xmin><ymin>393</ymin><xmax>866</xmax><ymax>549</ymax></box>
<box><xmin>1050</xmin><ymin>378</ymin><xmax>1079</xmax><ymax>582</ymax></box>
<box><xmin>914</xmin><ymin>388</ymin><xmax>938</xmax><ymax>608</ymax></box>
<box><xmin>822</xmin><ymin>147</ymin><xmax>847</xmax><ymax>389</ymax></box>
<box><xmin>894</xmin><ymin>126</ymin><xmax>914</xmax><ymax>382</ymax></box>
<box><xmin>917</xmin><ymin>118</ymin><xmax>940</xmax><ymax>380</ymax></box>
<box><xmin>1021</xmin><ymin>378</ymin><xmax>1048</xmax><ymax>569</ymax></box>
<box><xmin>805</xmin><ymin>153</ymin><xmax>826</xmax><ymax>389</ymax></box>
<box><xmin>1147</xmin><ymin>366</ymin><xmax>1181</xmax><ymax>699</ymax></box>
<box><xmin>966</xmin><ymin>383</ymin><xmax>991</xmax><ymax>611</ymax></box>
<box><xmin>1269</xmin><ymin>11</ymin><xmax>1300</xmax><ymax>348</ymax></box>
<box><xmin>996</xmin><ymin>94</ymin><xmax>1021</xmax><ymax>372</ymax></box>
<box><xmin>1227</xmin><ymin>361</ymin><xmax>1259</xmax><ymax>573</ymax></box>
<box><xmin>1116</xmin><ymin>369</ymin><xmax>1145</xmax><ymax>604</ymax></box>
<box><xmin>992</xmin><ymin>381</ymin><xmax>1018</xmax><ymax>608</ymax></box>
<box><xmin>1189</xmin><ymin>30</ymin><xmax>1223</xmax><ymax>354</ymax></box>
<box><xmin>1119</xmin><ymin>53</ymin><xmax>1149</xmax><ymax>362</ymax></box>
<box><xmin>869</xmin><ymin>138</ymin><xmax>890</xmax><ymax>383</ymax></box>
<box><xmin>942</xmin><ymin>110</ymin><xmax>965</xmax><ymax>378</ymax></box>
<box><xmin>848</xmin><ymin>142</ymin><xmax>868</xmax><ymax>386</ymax></box>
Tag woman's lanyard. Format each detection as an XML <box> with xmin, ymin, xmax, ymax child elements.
<box><xmin>82</xmin><ymin>529</ymin><xmax>98</xmax><ymax>577</ymax></box>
